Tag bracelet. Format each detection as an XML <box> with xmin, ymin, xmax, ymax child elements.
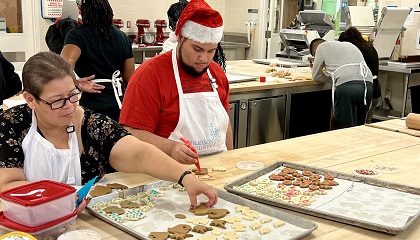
<box><xmin>177</xmin><ymin>170</ymin><xmax>192</xmax><ymax>187</ymax></box>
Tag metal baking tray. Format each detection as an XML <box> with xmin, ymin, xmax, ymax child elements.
<box><xmin>87</xmin><ymin>180</ymin><xmax>317</xmax><ymax>240</ymax></box>
<box><xmin>224</xmin><ymin>161</ymin><xmax>420</xmax><ymax>234</ymax></box>
<box><xmin>252</xmin><ymin>58</ymin><xmax>309</xmax><ymax>67</ymax></box>
<box><xmin>225</xmin><ymin>72</ymin><xmax>258</xmax><ymax>83</ymax></box>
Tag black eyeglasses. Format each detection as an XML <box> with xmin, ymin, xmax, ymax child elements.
<box><xmin>32</xmin><ymin>88</ymin><xmax>81</xmax><ymax>110</ymax></box>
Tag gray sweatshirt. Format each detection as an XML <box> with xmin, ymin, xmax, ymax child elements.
<box><xmin>312</xmin><ymin>41</ymin><xmax>373</xmax><ymax>86</ymax></box>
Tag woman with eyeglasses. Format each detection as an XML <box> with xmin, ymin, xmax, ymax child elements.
<box><xmin>0</xmin><ymin>52</ymin><xmax>217</xmax><ymax>212</ymax></box>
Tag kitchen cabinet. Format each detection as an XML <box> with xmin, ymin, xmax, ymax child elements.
<box><xmin>247</xmin><ymin>96</ymin><xmax>286</xmax><ymax>146</ymax></box>
<box><xmin>230</xmin><ymin>88</ymin><xmax>288</xmax><ymax>149</ymax></box>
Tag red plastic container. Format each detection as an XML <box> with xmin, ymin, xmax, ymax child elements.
<box><xmin>0</xmin><ymin>180</ymin><xmax>76</xmax><ymax>227</ymax></box>
<box><xmin>0</xmin><ymin>211</ymin><xmax>77</xmax><ymax>240</ymax></box>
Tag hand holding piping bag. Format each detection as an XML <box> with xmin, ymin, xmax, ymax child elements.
<box><xmin>180</xmin><ymin>136</ymin><xmax>201</xmax><ymax>172</ymax></box>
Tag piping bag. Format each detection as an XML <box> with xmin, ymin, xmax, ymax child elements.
<box><xmin>180</xmin><ymin>137</ymin><xmax>201</xmax><ymax>172</ymax></box>
<box><xmin>76</xmin><ymin>175</ymin><xmax>98</xmax><ymax>207</ymax></box>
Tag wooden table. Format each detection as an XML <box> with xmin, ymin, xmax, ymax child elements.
<box><xmin>70</xmin><ymin>124</ymin><xmax>420</xmax><ymax>239</ymax></box>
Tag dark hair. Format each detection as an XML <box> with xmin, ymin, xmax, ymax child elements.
<box><xmin>214</xmin><ymin>43</ymin><xmax>227</xmax><ymax>72</ymax></box>
<box><xmin>22</xmin><ymin>52</ymin><xmax>74</xmax><ymax>96</ymax></box>
<box><xmin>309</xmin><ymin>38</ymin><xmax>325</xmax><ymax>56</ymax></box>
<box><xmin>167</xmin><ymin>0</ymin><xmax>188</xmax><ymax>32</ymax></box>
<box><xmin>81</xmin><ymin>0</ymin><xmax>114</xmax><ymax>41</ymax></box>
<box><xmin>338</xmin><ymin>26</ymin><xmax>371</xmax><ymax>51</ymax></box>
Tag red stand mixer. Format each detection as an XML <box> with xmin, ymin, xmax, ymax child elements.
<box><xmin>154</xmin><ymin>19</ymin><xmax>168</xmax><ymax>46</ymax></box>
<box><xmin>136</xmin><ymin>19</ymin><xmax>154</xmax><ymax>46</ymax></box>
<box><xmin>112</xmin><ymin>19</ymin><xmax>124</xmax><ymax>29</ymax></box>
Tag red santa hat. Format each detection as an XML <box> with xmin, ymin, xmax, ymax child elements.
<box><xmin>169</xmin><ymin>0</ymin><xmax>223</xmax><ymax>44</ymax></box>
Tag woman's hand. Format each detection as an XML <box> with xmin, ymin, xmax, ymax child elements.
<box><xmin>75</xmin><ymin>194</ymin><xmax>91</xmax><ymax>214</ymax></box>
<box><xmin>181</xmin><ymin>173</ymin><xmax>218</xmax><ymax>209</ymax></box>
<box><xmin>77</xmin><ymin>75</ymin><xmax>105</xmax><ymax>94</ymax></box>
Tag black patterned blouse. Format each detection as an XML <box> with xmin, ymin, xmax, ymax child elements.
<box><xmin>0</xmin><ymin>104</ymin><xmax>131</xmax><ymax>184</ymax></box>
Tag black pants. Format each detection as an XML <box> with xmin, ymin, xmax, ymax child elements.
<box><xmin>334</xmin><ymin>81</ymin><xmax>373</xmax><ymax>129</ymax></box>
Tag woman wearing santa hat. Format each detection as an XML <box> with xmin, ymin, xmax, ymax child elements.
<box><xmin>120</xmin><ymin>0</ymin><xmax>233</xmax><ymax>164</ymax></box>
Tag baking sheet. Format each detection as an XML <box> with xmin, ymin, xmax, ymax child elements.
<box><xmin>224</xmin><ymin>162</ymin><xmax>420</xmax><ymax>234</ymax></box>
<box><xmin>225</xmin><ymin>72</ymin><xmax>258</xmax><ymax>83</ymax></box>
<box><xmin>252</xmin><ymin>58</ymin><xmax>309</xmax><ymax>67</ymax></box>
<box><xmin>87</xmin><ymin>181</ymin><xmax>317</xmax><ymax>240</ymax></box>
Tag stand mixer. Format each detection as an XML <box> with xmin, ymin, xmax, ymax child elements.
<box><xmin>154</xmin><ymin>19</ymin><xmax>168</xmax><ymax>45</ymax></box>
<box><xmin>112</xmin><ymin>19</ymin><xmax>124</xmax><ymax>29</ymax></box>
<box><xmin>136</xmin><ymin>19</ymin><xmax>153</xmax><ymax>46</ymax></box>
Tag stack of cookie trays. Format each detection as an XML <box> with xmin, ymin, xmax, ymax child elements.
<box><xmin>0</xmin><ymin>180</ymin><xmax>78</xmax><ymax>240</ymax></box>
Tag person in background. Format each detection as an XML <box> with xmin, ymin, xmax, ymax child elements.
<box><xmin>45</xmin><ymin>0</ymin><xmax>83</xmax><ymax>54</ymax></box>
<box><xmin>162</xmin><ymin>0</ymin><xmax>227</xmax><ymax>71</ymax></box>
<box><xmin>120</xmin><ymin>0</ymin><xmax>233</xmax><ymax>165</ymax></box>
<box><xmin>0</xmin><ymin>51</ymin><xmax>22</xmax><ymax>106</ymax></box>
<box><xmin>310</xmin><ymin>38</ymin><xmax>373</xmax><ymax>128</ymax></box>
<box><xmin>0</xmin><ymin>52</ymin><xmax>217</xmax><ymax>212</ymax></box>
<box><xmin>338</xmin><ymin>27</ymin><xmax>380</xmax><ymax>124</ymax></box>
<box><xmin>61</xmin><ymin>0</ymin><xmax>135</xmax><ymax>122</ymax></box>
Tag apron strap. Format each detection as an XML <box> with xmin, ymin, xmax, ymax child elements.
<box><xmin>92</xmin><ymin>70</ymin><xmax>123</xmax><ymax>109</ymax></box>
<box><xmin>328</xmin><ymin>62</ymin><xmax>369</xmax><ymax>109</ymax></box>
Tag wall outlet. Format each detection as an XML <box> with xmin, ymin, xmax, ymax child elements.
<box><xmin>385</xmin><ymin>91</ymin><xmax>392</xmax><ymax>100</ymax></box>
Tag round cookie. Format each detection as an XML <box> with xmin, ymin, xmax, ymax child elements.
<box><xmin>175</xmin><ymin>214</ymin><xmax>186</xmax><ymax>219</ymax></box>
<box><xmin>281</xmin><ymin>167</ymin><xmax>296</xmax><ymax>174</ymax></box>
<box><xmin>324</xmin><ymin>174</ymin><xmax>335</xmax><ymax>180</ymax></box>
<box><xmin>302</xmin><ymin>170</ymin><xmax>313</xmax><ymax>176</ymax></box>
<box><xmin>89</xmin><ymin>185</ymin><xmax>112</xmax><ymax>197</ymax></box>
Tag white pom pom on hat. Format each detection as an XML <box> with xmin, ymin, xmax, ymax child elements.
<box><xmin>174</xmin><ymin>0</ymin><xmax>223</xmax><ymax>44</ymax></box>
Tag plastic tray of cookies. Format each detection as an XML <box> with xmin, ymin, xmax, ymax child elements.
<box><xmin>224</xmin><ymin>161</ymin><xmax>420</xmax><ymax>234</ymax></box>
<box><xmin>86</xmin><ymin>180</ymin><xmax>317</xmax><ymax>240</ymax></box>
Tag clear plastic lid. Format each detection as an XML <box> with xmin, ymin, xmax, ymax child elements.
<box><xmin>236</xmin><ymin>161</ymin><xmax>264</xmax><ymax>171</ymax></box>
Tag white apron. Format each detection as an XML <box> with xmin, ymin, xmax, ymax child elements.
<box><xmin>22</xmin><ymin>111</ymin><xmax>82</xmax><ymax>186</ymax></box>
<box><xmin>92</xmin><ymin>70</ymin><xmax>124</xmax><ymax>109</ymax></box>
<box><xmin>327</xmin><ymin>62</ymin><xmax>369</xmax><ymax>108</ymax></box>
<box><xmin>168</xmin><ymin>49</ymin><xmax>229</xmax><ymax>156</ymax></box>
